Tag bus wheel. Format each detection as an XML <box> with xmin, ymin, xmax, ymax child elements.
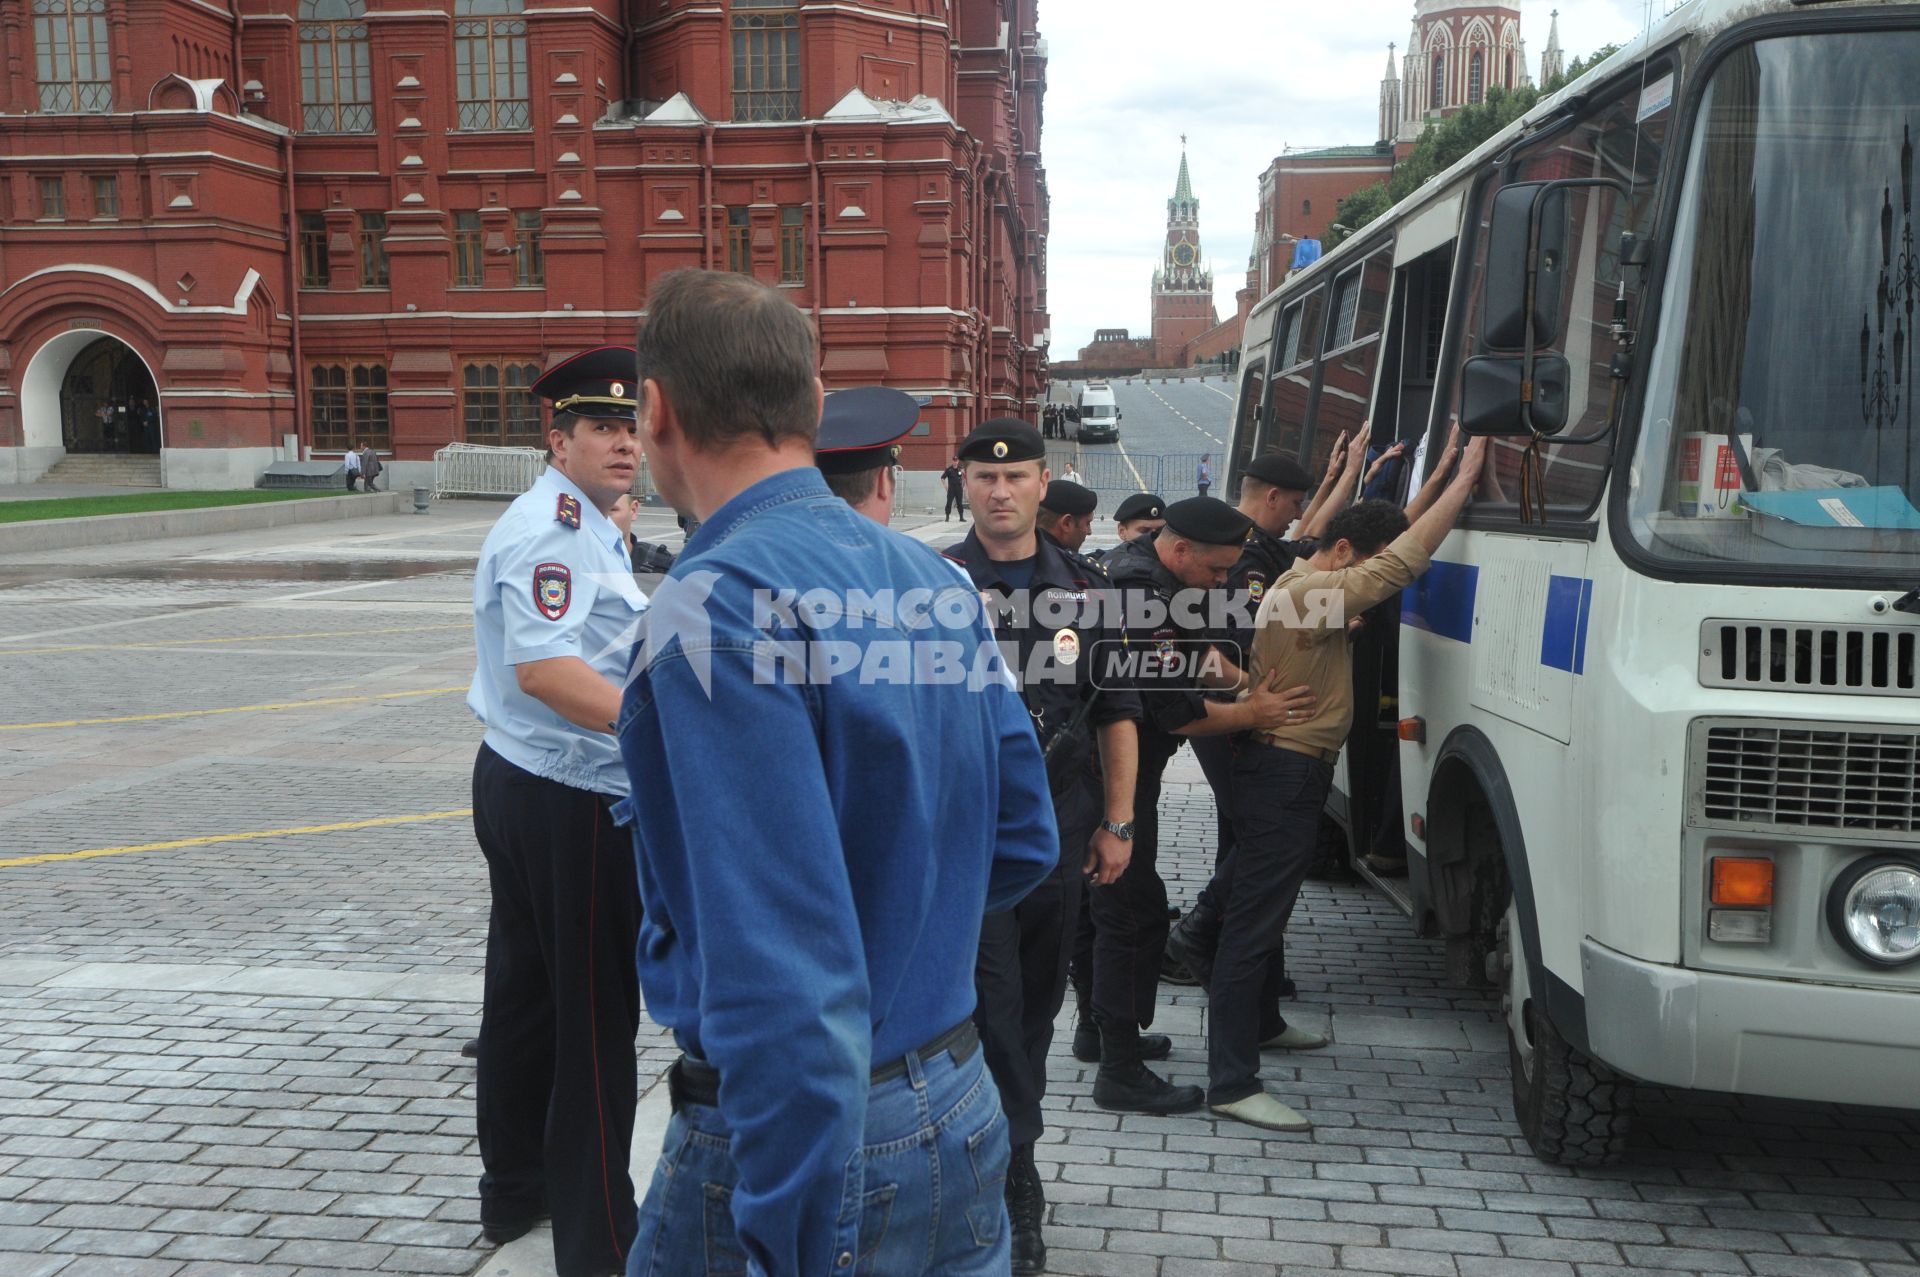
<box><xmin>1499</xmin><ymin>906</ymin><xmax>1634</xmax><ymax>1166</ymax></box>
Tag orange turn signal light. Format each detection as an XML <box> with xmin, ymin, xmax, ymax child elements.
<box><xmin>1711</xmin><ymin>857</ymin><xmax>1774</xmax><ymax>907</ymax></box>
<box><xmin>1397</xmin><ymin>717</ymin><xmax>1426</xmax><ymax>743</ymax></box>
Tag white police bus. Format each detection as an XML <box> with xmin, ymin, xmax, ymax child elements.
<box><xmin>1225</xmin><ymin>0</ymin><xmax>1920</xmax><ymax>1164</ymax></box>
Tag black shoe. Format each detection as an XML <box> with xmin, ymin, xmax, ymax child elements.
<box><xmin>1072</xmin><ymin>1027</ymin><xmax>1172</xmax><ymax>1064</ymax></box>
<box><xmin>1091</xmin><ymin>1015</ymin><xmax>1202</xmax><ymax>1114</ymax></box>
<box><xmin>1160</xmin><ymin>952</ymin><xmax>1201</xmax><ymax>986</ymax></box>
<box><xmin>460</xmin><ymin>1038</ymin><xmax>479</xmax><ymax>1059</ymax></box>
<box><xmin>1007</xmin><ymin>1144</ymin><xmax>1046</xmax><ymax>1276</ymax></box>
<box><xmin>480</xmin><ymin>1212</ymin><xmax>545</xmax><ymax>1246</ymax></box>
<box><xmin>1164</xmin><ymin>897</ymin><xmax>1222</xmax><ymax>988</ymax></box>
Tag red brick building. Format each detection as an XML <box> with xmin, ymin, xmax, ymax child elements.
<box><xmin>0</xmin><ymin>0</ymin><xmax>1049</xmax><ymax>487</ymax></box>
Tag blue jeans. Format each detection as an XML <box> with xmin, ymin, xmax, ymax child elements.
<box><xmin>628</xmin><ymin>1042</ymin><xmax>1011</xmax><ymax>1277</ymax></box>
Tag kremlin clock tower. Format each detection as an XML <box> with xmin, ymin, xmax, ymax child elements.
<box><xmin>1151</xmin><ymin>141</ymin><xmax>1217</xmax><ymax>367</ymax></box>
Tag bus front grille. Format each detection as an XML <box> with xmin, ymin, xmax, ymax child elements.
<box><xmin>1700</xmin><ymin>621</ymin><xmax>1919</xmax><ymax>698</ymax></box>
<box><xmin>1694</xmin><ymin>721</ymin><xmax>1920</xmax><ymax>841</ymax></box>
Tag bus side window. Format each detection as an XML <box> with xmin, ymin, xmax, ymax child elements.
<box><xmin>1449</xmin><ymin>63</ymin><xmax>1672</xmax><ymax>516</ymax></box>
<box><xmin>1311</xmin><ymin>248</ymin><xmax>1393</xmax><ymax>479</ymax></box>
<box><xmin>1227</xmin><ymin>360</ymin><xmax>1267</xmax><ymax>494</ymax></box>
<box><xmin>1269</xmin><ymin>289</ymin><xmax>1325</xmax><ymax>465</ymax></box>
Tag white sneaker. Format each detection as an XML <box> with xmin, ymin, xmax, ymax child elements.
<box><xmin>1210</xmin><ymin>1092</ymin><xmax>1312</xmax><ymax>1131</ymax></box>
<box><xmin>1259</xmin><ymin>1024</ymin><xmax>1329</xmax><ymax>1051</ymax></box>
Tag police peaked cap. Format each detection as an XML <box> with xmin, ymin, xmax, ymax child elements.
<box><xmin>1113</xmin><ymin>493</ymin><xmax>1167</xmax><ymax>524</ymax></box>
<box><xmin>1041</xmin><ymin>480</ymin><xmax>1098</xmax><ymax>518</ymax></box>
<box><xmin>1244</xmin><ymin>452</ymin><xmax>1315</xmax><ymax>492</ymax></box>
<box><xmin>532</xmin><ymin>346</ymin><xmax>639</xmax><ymax>421</ymax></box>
<box><xmin>1161</xmin><ymin>496</ymin><xmax>1254</xmax><ymax>546</ymax></box>
<box><xmin>815</xmin><ymin>386</ymin><xmax>921</xmax><ymax>475</ymax></box>
<box><xmin>957</xmin><ymin>418</ymin><xmax>1046</xmax><ymax>464</ymax></box>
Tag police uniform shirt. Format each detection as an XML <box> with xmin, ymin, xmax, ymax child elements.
<box><xmin>468</xmin><ymin>465</ymin><xmax>648</xmax><ymax>796</ymax></box>
<box><xmin>944</xmin><ymin>529</ymin><xmax>1141</xmax><ymax>789</ymax></box>
<box><xmin>1101</xmin><ymin>531</ymin><xmax>1214</xmax><ymax>741</ymax></box>
<box><xmin>1219</xmin><ymin>525</ymin><xmax>1314</xmax><ymax>666</ymax></box>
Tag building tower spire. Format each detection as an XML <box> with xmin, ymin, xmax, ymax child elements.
<box><xmin>1379</xmin><ymin>42</ymin><xmax>1400</xmax><ymax>145</ymax></box>
<box><xmin>1541</xmin><ymin>8</ymin><xmax>1564</xmax><ymax>86</ymax></box>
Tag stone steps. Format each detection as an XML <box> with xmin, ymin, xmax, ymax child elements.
<box><xmin>38</xmin><ymin>454</ymin><xmax>164</xmax><ymax>487</ymax></box>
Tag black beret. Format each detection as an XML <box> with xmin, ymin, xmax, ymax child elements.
<box><xmin>532</xmin><ymin>345</ymin><xmax>638</xmax><ymax>420</ymax></box>
<box><xmin>1244</xmin><ymin>452</ymin><xmax>1315</xmax><ymax>491</ymax></box>
<box><xmin>1113</xmin><ymin>493</ymin><xmax>1166</xmax><ymax>524</ymax></box>
<box><xmin>957</xmin><ymin>417</ymin><xmax>1045</xmax><ymax>464</ymax></box>
<box><xmin>1161</xmin><ymin>496</ymin><xmax>1254</xmax><ymax>546</ymax></box>
<box><xmin>815</xmin><ymin>386</ymin><xmax>920</xmax><ymax>476</ymax></box>
<box><xmin>1041</xmin><ymin>479</ymin><xmax>1098</xmax><ymax>517</ymax></box>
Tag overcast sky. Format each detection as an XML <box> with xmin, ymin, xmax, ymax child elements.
<box><xmin>1041</xmin><ymin>0</ymin><xmax>1653</xmax><ymax>354</ymax></box>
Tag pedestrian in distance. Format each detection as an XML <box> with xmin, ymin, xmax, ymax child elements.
<box><xmin>945</xmin><ymin>418</ymin><xmax>1140</xmax><ymax>1275</ymax></box>
<box><xmin>465</xmin><ymin>345</ymin><xmax>649</xmax><ymax>1277</ymax></box>
<box><xmin>618</xmin><ymin>270</ymin><xmax>1058</xmax><ymax>1277</ymax></box>
<box><xmin>942</xmin><ymin>454</ymin><xmax>967</xmax><ymax>520</ymax></box>
<box><xmin>1203</xmin><ymin>436</ymin><xmax>1487</xmax><ymax>1134</ymax></box>
<box><xmin>1196</xmin><ymin>453</ymin><xmax>1214</xmax><ymax>498</ymax></box>
<box><xmin>342</xmin><ymin>441</ymin><xmax>362</xmax><ymax>492</ymax></box>
<box><xmin>358</xmin><ymin>441</ymin><xmax>384</xmax><ymax>492</ymax></box>
<box><xmin>1061</xmin><ymin>460</ymin><xmax>1086</xmax><ymax>485</ymax></box>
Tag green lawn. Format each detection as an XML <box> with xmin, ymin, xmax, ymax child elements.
<box><xmin>0</xmin><ymin>489</ymin><xmax>342</xmax><ymax>524</ymax></box>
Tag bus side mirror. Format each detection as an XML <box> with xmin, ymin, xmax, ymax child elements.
<box><xmin>1482</xmin><ymin>182</ymin><xmax>1568</xmax><ymax>350</ymax></box>
<box><xmin>1460</xmin><ymin>353</ymin><xmax>1570</xmax><ymax>436</ymax></box>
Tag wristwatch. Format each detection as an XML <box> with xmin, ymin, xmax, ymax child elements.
<box><xmin>1099</xmin><ymin>820</ymin><xmax>1135</xmax><ymax>841</ymax></box>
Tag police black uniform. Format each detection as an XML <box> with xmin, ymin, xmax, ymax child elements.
<box><xmin>1175</xmin><ymin>453</ymin><xmax>1318</xmax><ymax>999</ymax></box>
<box><xmin>816</xmin><ymin>385</ymin><xmax>920</xmax><ymax>474</ymax></box>
<box><xmin>467</xmin><ymin>346</ymin><xmax>646</xmax><ymax>1277</ymax></box>
<box><xmin>944</xmin><ymin>418</ymin><xmax>1140</xmax><ymax>1277</ymax></box>
<box><xmin>1083</xmin><ymin>496</ymin><xmax>1253</xmax><ymax>1115</ymax></box>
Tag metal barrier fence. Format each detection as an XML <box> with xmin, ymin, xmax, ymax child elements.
<box><xmin>1042</xmin><ymin>448</ymin><xmax>1217</xmax><ymax>503</ymax></box>
<box><xmin>433</xmin><ymin>443</ymin><xmax>546</xmax><ymax>497</ymax></box>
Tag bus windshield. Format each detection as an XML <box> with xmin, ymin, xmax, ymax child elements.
<box><xmin>1628</xmin><ymin>29</ymin><xmax>1920</xmax><ymax>578</ymax></box>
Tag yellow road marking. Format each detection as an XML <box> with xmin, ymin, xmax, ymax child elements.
<box><xmin>0</xmin><ymin>685</ymin><xmax>467</xmax><ymax>732</ymax></box>
<box><xmin>0</xmin><ymin>622</ymin><xmax>472</xmax><ymax>657</ymax></box>
<box><xmin>0</xmin><ymin>809</ymin><xmax>474</xmax><ymax>869</ymax></box>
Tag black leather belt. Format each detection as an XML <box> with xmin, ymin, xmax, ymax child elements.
<box><xmin>669</xmin><ymin>1019</ymin><xmax>979</xmax><ymax>1111</ymax></box>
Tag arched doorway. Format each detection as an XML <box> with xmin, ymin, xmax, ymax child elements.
<box><xmin>57</xmin><ymin>336</ymin><xmax>160</xmax><ymax>454</ymax></box>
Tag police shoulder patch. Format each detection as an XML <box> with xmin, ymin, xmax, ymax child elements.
<box><xmin>533</xmin><ymin>562</ymin><xmax>572</xmax><ymax>620</ymax></box>
<box><xmin>556</xmin><ymin>493</ymin><xmax>582</xmax><ymax>529</ymax></box>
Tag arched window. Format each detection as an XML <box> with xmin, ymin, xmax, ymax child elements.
<box><xmin>456</xmin><ymin>0</ymin><xmax>529</xmax><ymax>130</ymax></box>
<box><xmin>1302</xmin><ymin>199</ymin><xmax>1312</xmax><ymax>218</ymax></box>
<box><xmin>1429</xmin><ymin>50</ymin><xmax>1446</xmax><ymax>110</ymax></box>
<box><xmin>299</xmin><ymin>0</ymin><xmax>371</xmax><ymax>132</ymax></box>
<box><xmin>32</xmin><ymin>0</ymin><xmax>111</xmax><ymax>114</ymax></box>
<box><xmin>1469</xmin><ymin>49</ymin><xmax>1485</xmax><ymax>104</ymax></box>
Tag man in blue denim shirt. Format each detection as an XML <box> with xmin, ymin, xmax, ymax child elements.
<box><xmin>616</xmin><ymin>271</ymin><xmax>1058</xmax><ymax>1277</ymax></box>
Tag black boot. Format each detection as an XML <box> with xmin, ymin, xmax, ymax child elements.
<box><xmin>1006</xmin><ymin>1143</ymin><xmax>1046</xmax><ymax>1275</ymax></box>
<box><xmin>1071</xmin><ymin>984</ymin><xmax>1100</xmax><ymax>1063</ymax></box>
<box><xmin>1092</xmin><ymin>1015</ymin><xmax>1202</xmax><ymax>1114</ymax></box>
<box><xmin>1163</xmin><ymin>893</ymin><xmax>1223</xmax><ymax>987</ymax></box>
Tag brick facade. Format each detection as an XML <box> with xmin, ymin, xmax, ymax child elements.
<box><xmin>0</xmin><ymin>0</ymin><xmax>1048</xmax><ymax>486</ymax></box>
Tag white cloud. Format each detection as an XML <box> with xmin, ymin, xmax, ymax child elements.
<box><xmin>1041</xmin><ymin>0</ymin><xmax>1653</xmax><ymax>355</ymax></box>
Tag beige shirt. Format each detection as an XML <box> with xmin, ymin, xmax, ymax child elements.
<box><xmin>1243</xmin><ymin>530</ymin><xmax>1434</xmax><ymax>755</ymax></box>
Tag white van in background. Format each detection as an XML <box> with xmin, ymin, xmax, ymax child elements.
<box><xmin>1076</xmin><ymin>383</ymin><xmax>1121</xmax><ymax>442</ymax></box>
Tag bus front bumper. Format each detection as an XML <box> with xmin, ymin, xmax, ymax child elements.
<box><xmin>1581</xmin><ymin>939</ymin><xmax>1920</xmax><ymax>1107</ymax></box>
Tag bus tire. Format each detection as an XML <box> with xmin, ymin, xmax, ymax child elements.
<box><xmin>1500</xmin><ymin>909</ymin><xmax>1634</xmax><ymax>1166</ymax></box>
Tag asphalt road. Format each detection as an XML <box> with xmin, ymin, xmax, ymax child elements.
<box><xmin>1050</xmin><ymin>375</ymin><xmax>1243</xmax><ymax>500</ymax></box>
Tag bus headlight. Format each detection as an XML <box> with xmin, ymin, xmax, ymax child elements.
<box><xmin>1826</xmin><ymin>857</ymin><xmax>1920</xmax><ymax>967</ymax></box>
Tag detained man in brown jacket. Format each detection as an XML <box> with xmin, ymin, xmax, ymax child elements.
<box><xmin>1205</xmin><ymin>435</ymin><xmax>1487</xmax><ymax>1132</ymax></box>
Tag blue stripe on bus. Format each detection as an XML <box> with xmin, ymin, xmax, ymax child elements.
<box><xmin>1401</xmin><ymin>560</ymin><xmax>1478</xmax><ymax>644</ymax></box>
<box><xmin>1540</xmin><ymin>575</ymin><xmax>1594</xmax><ymax>675</ymax></box>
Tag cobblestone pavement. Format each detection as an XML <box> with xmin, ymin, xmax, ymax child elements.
<box><xmin>2</xmin><ymin>505</ymin><xmax>1918</xmax><ymax>1277</ymax></box>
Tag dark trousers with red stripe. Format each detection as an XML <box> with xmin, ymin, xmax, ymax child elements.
<box><xmin>472</xmin><ymin>744</ymin><xmax>641</xmax><ymax>1277</ymax></box>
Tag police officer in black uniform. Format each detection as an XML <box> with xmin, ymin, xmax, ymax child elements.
<box><xmin>1038</xmin><ymin>478</ymin><xmax>1098</xmax><ymax>552</ymax></box>
<box><xmin>945</xmin><ymin>419</ymin><xmax>1140</xmax><ymax>1276</ymax></box>
<box><xmin>1084</xmin><ymin>497</ymin><xmax>1313</xmax><ymax>1115</ymax></box>
<box><xmin>1169</xmin><ymin>451</ymin><xmax>1319</xmax><ymax>992</ymax></box>
<box><xmin>815</xmin><ymin>385</ymin><xmax>920</xmax><ymax>525</ymax></box>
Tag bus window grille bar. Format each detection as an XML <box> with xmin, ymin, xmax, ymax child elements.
<box><xmin>1701</xmin><ymin>621</ymin><xmax>1918</xmax><ymax>697</ymax></box>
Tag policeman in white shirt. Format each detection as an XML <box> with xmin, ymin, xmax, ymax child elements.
<box><xmin>466</xmin><ymin>345</ymin><xmax>648</xmax><ymax>1277</ymax></box>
